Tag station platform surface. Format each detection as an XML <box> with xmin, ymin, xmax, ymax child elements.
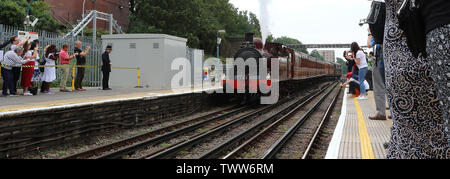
<box><xmin>326</xmin><ymin>88</ymin><xmax>393</xmax><ymax>159</ymax></box>
<box><xmin>0</xmin><ymin>85</ymin><xmax>221</xmax><ymax>116</ymax></box>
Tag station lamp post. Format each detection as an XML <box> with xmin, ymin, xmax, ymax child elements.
<box><xmin>217</xmin><ymin>30</ymin><xmax>226</xmax><ymax>58</ymax></box>
<box><xmin>25</xmin><ymin>0</ymin><xmax>38</xmax><ymax>31</ymax></box>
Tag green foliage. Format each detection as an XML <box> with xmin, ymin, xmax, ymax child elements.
<box><xmin>83</xmin><ymin>28</ymin><xmax>110</xmax><ymax>39</ymax></box>
<box><xmin>265</xmin><ymin>34</ymin><xmax>274</xmax><ymax>44</ymax></box>
<box><xmin>336</xmin><ymin>57</ymin><xmax>347</xmax><ymax>74</ymax></box>
<box><xmin>0</xmin><ymin>0</ymin><xmax>26</xmax><ymax>27</ymax></box>
<box><xmin>0</xmin><ymin>0</ymin><xmax>63</xmax><ymax>32</ymax></box>
<box><xmin>128</xmin><ymin>0</ymin><xmax>262</xmax><ymax>56</ymax></box>
<box><xmin>273</xmin><ymin>36</ymin><xmax>308</xmax><ymax>54</ymax></box>
<box><xmin>310</xmin><ymin>50</ymin><xmax>325</xmax><ymax>61</ymax></box>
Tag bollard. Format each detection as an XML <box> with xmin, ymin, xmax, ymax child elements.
<box><xmin>72</xmin><ymin>65</ymin><xmax>76</xmax><ymax>91</ymax></box>
<box><xmin>135</xmin><ymin>67</ymin><xmax>143</xmax><ymax>88</ymax></box>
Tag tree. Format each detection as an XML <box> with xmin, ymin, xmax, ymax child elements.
<box><xmin>265</xmin><ymin>34</ymin><xmax>274</xmax><ymax>44</ymax></box>
<box><xmin>128</xmin><ymin>0</ymin><xmax>262</xmax><ymax>56</ymax></box>
<box><xmin>273</xmin><ymin>36</ymin><xmax>308</xmax><ymax>54</ymax></box>
<box><xmin>336</xmin><ymin>57</ymin><xmax>347</xmax><ymax>74</ymax></box>
<box><xmin>310</xmin><ymin>49</ymin><xmax>325</xmax><ymax>61</ymax></box>
<box><xmin>0</xmin><ymin>0</ymin><xmax>63</xmax><ymax>32</ymax></box>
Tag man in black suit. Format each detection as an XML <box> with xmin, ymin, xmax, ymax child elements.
<box><xmin>102</xmin><ymin>45</ymin><xmax>112</xmax><ymax>90</ymax></box>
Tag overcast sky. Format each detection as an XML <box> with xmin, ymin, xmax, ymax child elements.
<box><xmin>229</xmin><ymin>0</ymin><xmax>374</xmax><ymax>61</ymax></box>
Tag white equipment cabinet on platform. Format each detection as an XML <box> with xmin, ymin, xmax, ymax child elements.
<box><xmin>101</xmin><ymin>34</ymin><xmax>188</xmax><ymax>90</ymax></box>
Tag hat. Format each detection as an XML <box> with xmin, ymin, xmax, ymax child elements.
<box><xmin>346</xmin><ymin>72</ymin><xmax>353</xmax><ymax>79</ymax></box>
<box><xmin>106</xmin><ymin>45</ymin><xmax>112</xmax><ymax>50</ymax></box>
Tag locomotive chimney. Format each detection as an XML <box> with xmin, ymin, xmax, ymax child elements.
<box><xmin>245</xmin><ymin>32</ymin><xmax>255</xmax><ymax>43</ymax></box>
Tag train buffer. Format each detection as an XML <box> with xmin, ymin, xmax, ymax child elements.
<box><xmin>326</xmin><ymin>88</ymin><xmax>393</xmax><ymax>159</ymax></box>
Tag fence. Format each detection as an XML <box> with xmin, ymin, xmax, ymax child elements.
<box><xmin>0</xmin><ymin>24</ymin><xmax>103</xmax><ymax>87</ymax></box>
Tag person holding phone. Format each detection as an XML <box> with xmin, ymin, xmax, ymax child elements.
<box><xmin>74</xmin><ymin>41</ymin><xmax>91</xmax><ymax>91</ymax></box>
<box><xmin>59</xmin><ymin>44</ymin><xmax>78</xmax><ymax>92</ymax></box>
<box><xmin>349</xmin><ymin>42</ymin><xmax>368</xmax><ymax>100</ymax></box>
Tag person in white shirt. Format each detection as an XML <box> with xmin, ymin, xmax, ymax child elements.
<box><xmin>0</xmin><ymin>47</ymin><xmax>29</xmax><ymax>96</ymax></box>
<box><xmin>349</xmin><ymin>42</ymin><xmax>369</xmax><ymax>100</ymax></box>
<box><xmin>9</xmin><ymin>36</ymin><xmax>30</xmax><ymax>51</ymax></box>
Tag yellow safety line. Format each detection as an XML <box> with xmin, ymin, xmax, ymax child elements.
<box><xmin>353</xmin><ymin>98</ymin><xmax>375</xmax><ymax>159</ymax></box>
<box><xmin>0</xmin><ymin>92</ymin><xmax>152</xmax><ymax>112</ymax></box>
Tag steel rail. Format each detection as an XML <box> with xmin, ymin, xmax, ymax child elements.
<box><xmin>146</xmin><ymin>83</ymin><xmax>333</xmax><ymax>159</ymax></box>
<box><xmin>144</xmin><ymin>99</ymin><xmax>289</xmax><ymax>159</ymax></box>
<box><xmin>201</xmin><ymin>83</ymin><xmax>334</xmax><ymax>159</ymax></box>
<box><xmin>262</xmin><ymin>83</ymin><xmax>338</xmax><ymax>159</ymax></box>
<box><xmin>63</xmin><ymin>105</ymin><xmax>246</xmax><ymax>159</ymax></box>
<box><xmin>302</xmin><ymin>86</ymin><xmax>342</xmax><ymax>159</ymax></box>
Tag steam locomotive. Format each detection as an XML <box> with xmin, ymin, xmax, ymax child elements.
<box><xmin>222</xmin><ymin>33</ymin><xmax>342</xmax><ymax>98</ymax></box>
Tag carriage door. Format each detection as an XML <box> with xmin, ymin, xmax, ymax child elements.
<box><xmin>289</xmin><ymin>52</ymin><xmax>294</xmax><ymax>79</ymax></box>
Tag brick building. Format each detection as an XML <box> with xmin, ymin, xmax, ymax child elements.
<box><xmin>44</xmin><ymin>0</ymin><xmax>129</xmax><ymax>31</ymax></box>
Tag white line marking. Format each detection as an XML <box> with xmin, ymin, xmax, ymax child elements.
<box><xmin>325</xmin><ymin>87</ymin><xmax>348</xmax><ymax>159</ymax></box>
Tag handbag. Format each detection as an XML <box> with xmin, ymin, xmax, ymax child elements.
<box><xmin>368</xmin><ymin>1</ymin><xmax>386</xmax><ymax>45</ymax></box>
<box><xmin>397</xmin><ymin>0</ymin><xmax>427</xmax><ymax>58</ymax></box>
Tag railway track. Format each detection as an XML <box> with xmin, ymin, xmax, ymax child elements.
<box><xmin>269</xmin><ymin>85</ymin><xmax>341</xmax><ymax>159</ymax></box>
<box><xmin>144</xmin><ymin>82</ymin><xmax>335</xmax><ymax>159</ymax></box>
<box><xmin>62</xmin><ymin>82</ymin><xmax>337</xmax><ymax>159</ymax></box>
<box><xmin>200</xmin><ymin>83</ymin><xmax>339</xmax><ymax>159</ymax></box>
<box><xmin>62</xmin><ymin>105</ymin><xmax>252</xmax><ymax>159</ymax></box>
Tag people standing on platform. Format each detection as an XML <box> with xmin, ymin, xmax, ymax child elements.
<box><xmin>347</xmin><ymin>42</ymin><xmax>368</xmax><ymax>100</ymax></box>
<box><xmin>343</xmin><ymin>51</ymin><xmax>356</xmax><ymax>73</ymax></box>
<box><xmin>20</xmin><ymin>41</ymin><xmax>38</xmax><ymax>96</ymax></box>
<box><xmin>0</xmin><ymin>37</ymin><xmax>13</xmax><ymax>50</ymax></box>
<box><xmin>74</xmin><ymin>41</ymin><xmax>91</xmax><ymax>91</ymax></box>
<box><xmin>384</xmin><ymin>0</ymin><xmax>449</xmax><ymax>159</ymax></box>
<box><xmin>59</xmin><ymin>44</ymin><xmax>78</xmax><ymax>92</ymax></box>
<box><xmin>10</xmin><ymin>36</ymin><xmax>31</xmax><ymax>94</ymax></box>
<box><xmin>10</xmin><ymin>36</ymin><xmax>30</xmax><ymax>51</ymax></box>
<box><xmin>367</xmin><ymin>3</ymin><xmax>390</xmax><ymax>121</ymax></box>
<box><xmin>366</xmin><ymin>52</ymin><xmax>375</xmax><ymax>90</ymax></box>
<box><xmin>419</xmin><ymin>0</ymin><xmax>450</xmax><ymax>146</ymax></box>
<box><xmin>0</xmin><ymin>38</ymin><xmax>13</xmax><ymax>95</ymax></box>
<box><xmin>342</xmin><ymin>72</ymin><xmax>370</xmax><ymax>98</ymax></box>
<box><xmin>29</xmin><ymin>40</ymin><xmax>41</xmax><ymax>95</ymax></box>
<box><xmin>101</xmin><ymin>45</ymin><xmax>112</xmax><ymax>90</ymax></box>
<box><xmin>41</xmin><ymin>45</ymin><xmax>58</xmax><ymax>94</ymax></box>
<box><xmin>0</xmin><ymin>47</ymin><xmax>30</xmax><ymax>97</ymax></box>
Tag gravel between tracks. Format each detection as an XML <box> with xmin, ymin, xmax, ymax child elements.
<box><xmin>127</xmin><ymin>108</ymin><xmax>261</xmax><ymax>159</ymax></box>
<box><xmin>275</xmin><ymin>86</ymin><xmax>341</xmax><ymax>159</ymax></box>
<box><xmin>308</xmin><ymin>88</ymin><xmax>344</xmax><ymax>159</ymax></box>
<box><xmin>230</xmin><ymin>86</ymin><xmax>333</xmax><ymax>159</ymax></box>
<box><xmin>171</xmin><ymin>87</ymin><xmax>324</xmax><ymax>159</ymax></box>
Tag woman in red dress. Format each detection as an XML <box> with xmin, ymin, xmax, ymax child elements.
<box><xmin>20</xmin><ymin>41</ymin><xmax>38</xmax><ymax>96</ymax></box>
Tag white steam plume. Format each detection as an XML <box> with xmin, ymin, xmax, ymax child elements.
<box><xmin>259</xmin><ymin>0</ymin><xmax>272</xmax><ymax>43</ymax></box>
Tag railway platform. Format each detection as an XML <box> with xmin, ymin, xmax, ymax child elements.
<box><xmin>0</xmin><ymin>86</ymin><xmax>221</xmax><ymax>116</ymax></box>
<box><xmin>326</xmin><ymin>88</ymin><xmax>393</xmax><ymax>159</ymax></box>
<box><xmin>0</xmin><ymin>85</ymin><xmax>222</xmax><ymax>157</ymax></box>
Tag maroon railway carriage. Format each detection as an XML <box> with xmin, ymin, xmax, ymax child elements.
<box><xmin>222</xmin><ymin>33</ymin><xmax>341</xmax><ymax>96</ymax></box>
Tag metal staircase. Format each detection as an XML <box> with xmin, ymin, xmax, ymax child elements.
<box><xmin>64</xmin><ymin>10</ymin><xmax>124</xmax><ymax>45</ymax></box>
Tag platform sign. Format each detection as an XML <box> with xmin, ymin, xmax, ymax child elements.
<box><xmin>18</xmin><ymin>31</ymin><xmax>39</xmax><ymax>43</ymax></box>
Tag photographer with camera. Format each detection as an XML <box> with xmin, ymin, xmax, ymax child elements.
<box><xmin>41</xmin><ymin>44</ymin><xmax>58</xmax><ymax>94</ymax></box>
